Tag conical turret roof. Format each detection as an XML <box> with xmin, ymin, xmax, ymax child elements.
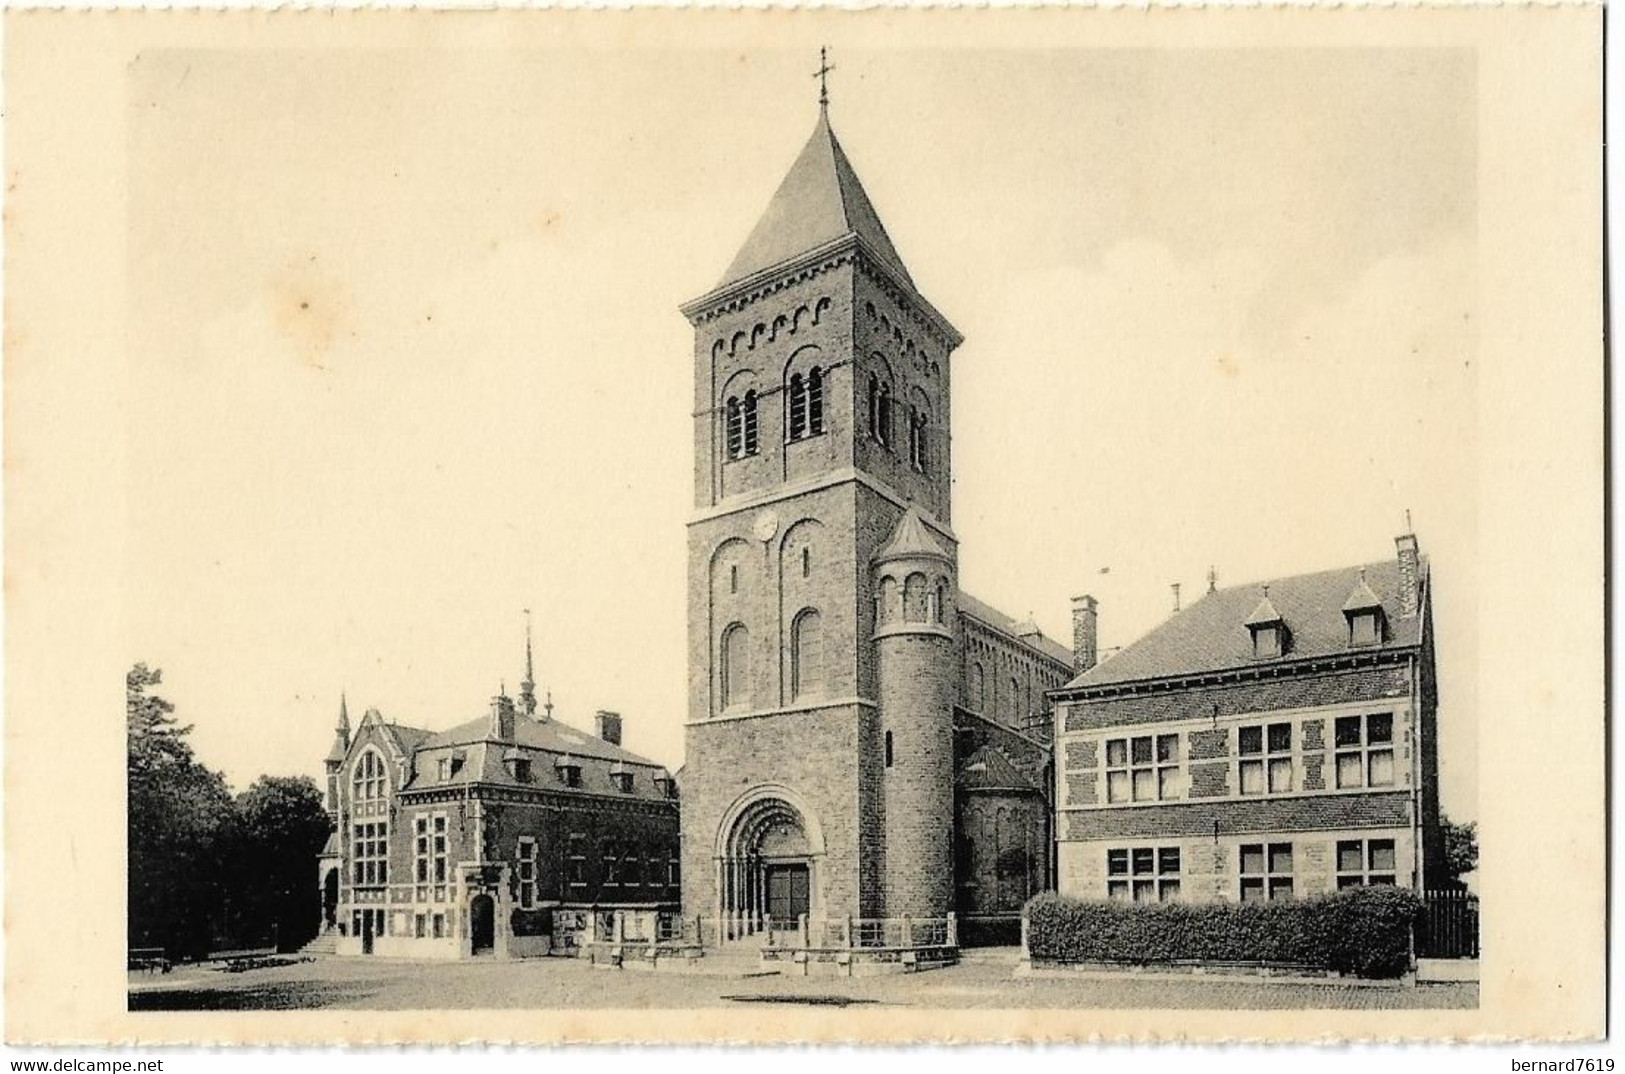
<box><xmin>719</xmin><ymin>108</ymin><xmax>914</xmax><ymax>290</ymax></box>
<box><xmin>875</xmin><ymin>507</ymin><xmax>951</xmax><ymax>564</ymax></box>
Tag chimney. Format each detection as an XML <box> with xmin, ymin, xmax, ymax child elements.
<box><xmin>489</xmin><ymin>692</ymin><xmax>515</xmax><ymax>741</ymax></box>
<box><xmin>595</xmin><ymin>710</ymin><xmax>623</xmax><ymax>747</ymax></box>
<box><xmin>1395</xmin><ymin>530</ymin><xmax>1421</xmax><ymax>618</ymax></box>
<box><xmin>1071</xmin><ymin>594</ymin><xmax>1099</xmax><ymax>673</ymax></box>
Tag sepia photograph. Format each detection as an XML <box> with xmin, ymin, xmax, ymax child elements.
<box><xmin>2</xmin><ymin>4</ymin><xmax>1604</xmax><ymax>1046</ymax></box>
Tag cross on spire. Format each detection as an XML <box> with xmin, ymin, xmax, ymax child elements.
<box><xmin>814</xmin><ymin>46</ymin><xmax>836</xmax><ymax>110</ymax></box>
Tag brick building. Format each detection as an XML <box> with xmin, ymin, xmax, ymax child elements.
<box><xmin>316</xmin><ymin>641</ymin><xmax>679</xmax><ymax>959</ymax></box>
<box><xmin>677</xmin><ymin>101</ymin><xmax>1071</xmax><ymax>941</ymax></box>
<box><xmin>1051</xmin><ymin>531</ymin><xmax>1445</xmax><ymax>904</ymax></box>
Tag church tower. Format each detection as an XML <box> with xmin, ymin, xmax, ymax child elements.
<box><xmin>679</xmin><ymin>80</ymin><xmax>964</xmax><ymax>932</ymax></box>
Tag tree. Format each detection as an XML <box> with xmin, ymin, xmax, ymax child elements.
<box><xmin>126</xmin><ymin>664</ymin><xmax>238</xmax><ymax>960</ymax></box>
<box><xmin>232</xmin><ymin>776</ymin><xmax>333</xmax><ymax>951</ymax></box>
<box><xmin>1442</xmin><ymin>815</ymin><xmax>1478</xmax><ymax>882</ymax></box>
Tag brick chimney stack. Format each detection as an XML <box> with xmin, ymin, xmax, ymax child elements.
<box><xmin>1071</xmin><ymin>595</ymin><xmax>1099</xmax><ymax>673</ymax></box>
<box><xmin>1395</xmin><ymin>530</ymin><xmax>1421</xmax><ymax>618</ymax></box>
<box><xmin>595</xmin><ymin>710</ymin><xmax>623</xmax><ymax>746</ymax></box>
<box><xmin>490</xmin><ymin>692</ymin><xmax>516</xmax><ymax>741</ymax></box>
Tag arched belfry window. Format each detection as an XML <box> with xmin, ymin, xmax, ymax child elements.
<box><xmin>807</xmin><ymin>367</ymin><xmax>824</xmax><ymax>435</ymax></box>
<box><xmin>903</xmin><ymin>573</ymin><xmax>929</xmax><ymax>622</ymax></box>
<box><xmin>878</xmin><ymin>383</ymin><xmax>893</xmax><ymax>448</ymax></box>
<box><xmin>868</xmin><ymin>374</ymin><xmax>881</xmax><ymax>441</ymax></box>
<box><xmin>792</xmin><ymin>608</ymin><xmax>824</xmax><ymax>701</ymax></box>
<box><xmin>909</xmin><ymin>407</ymin><xmax>930</xmax><ymax>473</ymax></box>
<box><xmin>726</xmin><ymin>393</ymin><xmax>759</xmax><ymax>460</ymax></box>
<box><xmin>721</xmin><ymin>623</ymin><xmax>751</xmax><ymax>711</ymax></box>
<box><xmin>788</xmin><ymin>373</ymin><xmax>807</xmax><ymax>441</ymax></box>
<box><xmin>726</xmin><ymin>397</ymin><xmax>743</xmax><ymax>459</ymax></box>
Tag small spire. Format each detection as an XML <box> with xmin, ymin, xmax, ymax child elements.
<box><xmin>519</xmin><ymin>609</ymin><xmax>538</xmax><ymax>718</ymax></box>
<box><xmin>813</xmin><ymin>46</ymin><xmax>836</xmax><ymax>111</ymax></box>
<box><xmin>544</xmin><ymin>688</ymin><xmax>554</xmax><ymax>721</ymax></box>
<box><xmin>337</xmin><ymin>692</ymin><xmax>351</xmax><ymax>735</ymax></box>
<box><xmin>1207</xmin><ymin>566</ymin><xmax>1218</xmax><ymax>594</ymax></box>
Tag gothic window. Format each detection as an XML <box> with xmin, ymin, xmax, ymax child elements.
<box><xmin>807</xmin><ymin>367</ymin><xmax>824</xmax><ymax>434</ymax></box>
<box><xmin>721</xmin><ymin>623</ymin><xmax>751</xmax><ymax>711</ymax></box>
<box><xmin>792</xmin><ymin>608</ymin><xmax>824</xmax><ymax>701</ymax></box>
<box><xmin>788</xmin><ymin>373</ymin><xmax>807</xmax><ymax>440</ymax></box>
<box><xmin>352</xmin><ymin>749</ymin><xmax>386</xmax><ymax>804</ymax></box>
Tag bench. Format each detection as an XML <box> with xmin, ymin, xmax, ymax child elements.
<box><xmin>128</xmin><ymin>947</ymin><xmax>170</xmax><ymax>974</ymax></box>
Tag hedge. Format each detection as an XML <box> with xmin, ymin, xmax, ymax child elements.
<box><xmin>1025</xmin><ymin>886</ymin><xmax>1424</xmax><ymax>979</ymax></box>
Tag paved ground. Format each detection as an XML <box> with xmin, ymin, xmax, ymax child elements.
<box><xmin>128</xmin><ymin>950</ymin><xmax>1478</xmax><ymax>1011</ymax></box>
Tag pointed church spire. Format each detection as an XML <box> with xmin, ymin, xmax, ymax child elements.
<box><xmin>519</xmin><ymin>609</ymin><xmax>538</xmax><ymax>718</ymax></box>
<box><xmin>337</xmin><ymin>692</ymin><xmax>351</xmax><ymax>736</ymax></box>
<box><xmin>814</xmin><ymin>46</ymin><xmax>836</xmax><ymax>111</ymax></box>
<box><xmin>713</xmin><ymin>101</ymin><xmax>914</xmax><ymax>291</ymax></box>
<box><xmin>326</xmin><ymin>693</ymin><xmax>352</xmax><ymax>765</ymax></box>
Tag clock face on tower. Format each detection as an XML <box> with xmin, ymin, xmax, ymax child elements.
<box><xmin>752</xmin><ymin>510</ymin><xmax>779</xmax><ymax>543</ymax></box>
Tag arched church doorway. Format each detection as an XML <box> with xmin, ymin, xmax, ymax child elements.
<box><xmin>716</xmin><ymin>786</ymin><xmax>825</xmax><ymax>943</ymax></box>
<box><xmin>470</xmin><ymin>894</ymin><xmax>495</xmax><ymax>955</ymax></box>
<box><xmin>322</xmin><ymin>868</ymin><xmax>339</xmax><ymax>931</ymax></box>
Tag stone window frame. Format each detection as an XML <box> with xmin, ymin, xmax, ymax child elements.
<box><xmin>1334</xmin><ymin>712</ymin><xmax>1397</xmax><ymax>790</ymax></box>
<box><xmin>623</xmin><ymin>845</ymin><xmax>641</xmax><ymax>888</ymax></box>
<box><xmin>667</xmin><ymin>846</ymin><xmax>681</xmax><ymax>891</ymax></box>
<box><xmin>1237</xmin><ymin>720</ymin><xmax>1295</xmax><ymax>796</ymax></box>
<box><xmin>1106</xmin><ymin>844</ymin><xmax>1181</xmax><ymax>903</ymax></box>
<box><xmin>352</xmin><ymin>820</ymin><xmax>388</xmax><ymax>887</ymax></box>
<box><xmin>1336</xmin><ymin>837</ymin><xmax>1398</xmax><ymax>888</ymax></box>
<box><xmin>724</xmin><ymin>390</ymin><xmax>760</xmax><ymax>460</ymax></box>
<box><xmin>603</xmin><ymin>841</ymin><xmax>621</xmax><ymax>888</ymax></box>
<box><xmin>413</xmin><ymin>811</ymin><xmax>450</xmax><ymax>902</ymax></box>
<box><xmin>566</xmin><ymin>832</ymin><xmax>588</xmax><ymax>890</ymax></box>
<box><xmin>516</xmin><ymin>837</ymin><xmax>539</xmax><ymax>910</ymax></box>
<box><xmin>1239</xmin><ymin>841</ymin><xmax>1295</xmax><ymax>901</ymax></box>
<box><xmin>1103</xmin><ymin>732</ymin><xmax>1183</xmax><ymax>804</ymax></box>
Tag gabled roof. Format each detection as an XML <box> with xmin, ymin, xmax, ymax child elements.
<box><xmin>957</xmin><ymin>745</ymin><xmax>1040</xmax><ymax>793</ymax></box>
<box><xmin>875</xmin><ymin>507</ymin><xmax>951</xmax><ymax>564</ymax></box>
<box><xmin>1244</xmin><ymin>592</ymin><xmax>1284</xmax><ymax>627</ymax></box>
<box><xmin>1067</xmin><ymin>556</ymin><xmax>1427</xmax><ymax>690</ymax></box>
<box><xmin>718</xmin><ymin>108</ymin><xmax>914</xmax><ymax>291</ymax></box>
<box><xmin>958</xmin><ymin>590</ymin><xmax>1074</xmax><ymax>669</ymax></box>
<box><xmin>417</xmin><ymin>713</ymin><xmax>660</xmax><ymax>768</ymax></box>
<box><xmin>1341</xmin><ymin>573</ymin><xmax>1384</xmax><ymax>614</ymax></box>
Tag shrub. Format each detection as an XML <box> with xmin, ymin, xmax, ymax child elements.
<box><xmin>1025</xmin><ymin>886</ymin><xmax>1423</xmax><ymax>979</ymax></box>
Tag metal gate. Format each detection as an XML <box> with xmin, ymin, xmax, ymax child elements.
<box><xmin>1417</xmin><ymin>889</ymin><xmax>1479</xmax><ymax>958</ymax></box>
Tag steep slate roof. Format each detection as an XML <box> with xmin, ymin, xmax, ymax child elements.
<box><xmin>719</xmin><ymin>108</ymin><xmax>914</xmax><ymax>290</ymax></box>
<box><xmin>417</xmin><ymin>712</ymin><xmax>661</xmax><ymax>768</ymax></box>
<box><xmin>958</xmin><ymin>590</ymin><xmax>1074</xmax><ymax>668</ymax></box>
<box><xmin>957</xmin><ymin>745</ymin><xmax>1041</xmax><ymax>794</ymax></box>
<box><xmin>1069</xmin><ymin>557</ymin><xmax>1426</xmax><ymax>690</ymax></box>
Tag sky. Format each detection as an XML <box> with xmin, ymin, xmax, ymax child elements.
<box><xmin>124</xmin><ymin>46</ymin><xmax>1478</xmax><ymax>820</ymax></box>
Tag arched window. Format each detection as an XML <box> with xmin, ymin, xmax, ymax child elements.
<box><xmin>742</xmin><ymin>391</ymin><xmax>759</xmax><ymax>455</ymax></box>
<box><xmin>352</xmin><ymin>749</ymin><xmax>386</xmax><ymax>803</ymax></box>
<box><xmin>725</xmin><ymin>397</ymin><xmax>743</xmax><ymax>459</ymax></box>
<box><xmin>878</xmin><ymin>576</ymin><xmax>900</xmax><ymax>626</ymax></box>
<box><xmin>969</xmin><ymin>662</ymin><xmax>986</xmax><ymax>712</ymax></box>
<box><xmin>788</xmin><ymin>373</ymin><xmax>807</xmax><ymax>441</ymax></box>
<box><xmin>878</xmin><ymin>383</ymin><xmax>893</xmax><ymax>448</ymax></box>
<box><xmin>807</xmin><ymin>367</ymin><xmax>824</xmax><ymax>434</ymax></box>
<box><xmin>792</xmin><ymin>609</ymin><xmax>824</xmax><ymax>701</ymax></box>
<box><xmin>1009</xmin><ymin>677</ymin><xmax>1021</xmax><ymax>720</ymax></box>
<box><xmin>721</xmin><ymin>623</ymin><xmax>751</xmax><ymax>711</ymax></box>
<box><xmin>936</xmin><ymin>581</ymin><xmax>948</xmax><ymax>624</ymax></box>
<box><xmin>909</xmin><ymin>408</ymin><xmax>930</xmax><ymax>473</ymax></box>
<box><xmin>903</xmin><ymin>573</ymin><xmax>929</xmax><ymax>622</ymax></box>
<box><xmin>801</xmin><ymin>546</ymin><xmax>811</xmax><ymax>578</ymax></box>
<box><xmin>868</xmin><ymin>374</ymin><xmax>880</xmax><ymax>440</ymax></box>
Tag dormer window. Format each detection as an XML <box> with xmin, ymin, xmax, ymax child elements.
<box><xmin>449</xmin><ymin>752</ymin><xmax>465</xmax><ymax>779</ymax></box>
<box><xmin>504</xmin><ymin>748</ymin><xmax>532</xmax><ymax>784</ymax></box>
<box><xmin>555</xmin><ymin>754</ymin><xmax>582</xmax><ymax>788</ymax></box>
<box><xmin>1341</xmin><ymin>569</ymin><xmax>1386</xmax><ymax>647</ymax></box>
<box><xmin>437</xmin><ymin>758</ymin><xmax>450</xmax><ymax>783</ymax></box>
<box><xmin>653</xmin><ymin>772</ymin><xmax>677</xmax><ymax>800</ymax></box>
<box><xmin>1245</xmin><ymin>587</ymin><xmax>1288</xmax><ymax>659</ymax></box>
<box><xmin>610</xmin><ymin>762</ymin><xmax>634</xmax><ymax>794</ymax></box>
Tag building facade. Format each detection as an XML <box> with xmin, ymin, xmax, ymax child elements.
<box><xmin>317</xmin><ymin>654</ymin><xmax>680</xmax><ymax>959</ymax></box>
<box><xmin>677</xmin><ymin>102</ymin><xmax>1071</xmax><ymax>939</ymax></box>
<box><xmin>1051</xmin><ymin>531</ymin><xmax>1444</xmax><ymax>905</ymax></box>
